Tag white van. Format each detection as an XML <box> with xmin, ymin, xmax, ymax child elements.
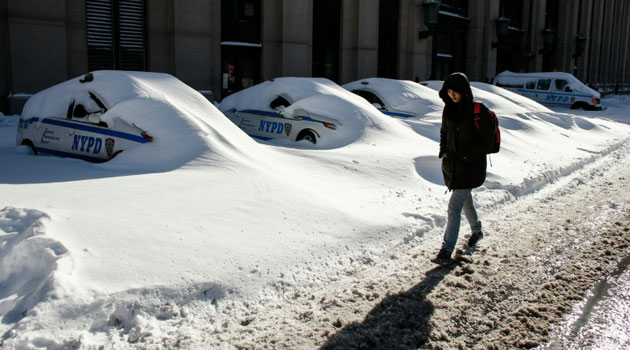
<box><xmin>492</xmin><ymin>71</ymin><xmax>602</xmax><ymax>110</ymax></box>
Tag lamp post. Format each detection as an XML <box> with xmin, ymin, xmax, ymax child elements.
<box><xmin>417</xmin><ymin>0</ymin><xmax>440</xmax><ymax>79</ymax></box>
<box><xmin>572</xmin><ymin>34</ymin><xmax>587</xmax><ymax>76</ymax></box>
<box><xmin>539</xmin><ymin>27</ymin><xmax>555</xmax><ymax>54</ymax></box>
<box><xmin>492</xmin><ymin>16</ymin><xmax>510</xmax><ymax>49</ymax></box>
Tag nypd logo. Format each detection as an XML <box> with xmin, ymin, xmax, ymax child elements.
<box><xmin>71</xmin><ymin>134</ymin><xmax>103</xmax><ymax>154</ymax></box>
<box><xmin>259</xmin><ymin>120</ymin><xmax>285</xmax><ymax>134</ymax></box>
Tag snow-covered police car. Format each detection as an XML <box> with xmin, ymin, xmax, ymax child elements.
<box><xmin>492</xmin><ymin>71</ymin><xmax>602</xmax><ymax>110</ymax></box>
<box><xmin>17</xmin><ymin>74</ymin><xmax>153</xmax><ymax>162</ymax></box>
<box><xmin>219</xmin><ymin>79</ymin><xmax>339</xmax><ymax>144</ymax></box>
<box><xmin>343</xmin><ymin>78</ymin><xmax>443</xmax><ymax>119</ymax></box>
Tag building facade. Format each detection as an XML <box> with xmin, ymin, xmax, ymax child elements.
<box><xmin>1</xmin><ymin>0</ymin><xmax>629</xmax><ymax>115</ymax></box>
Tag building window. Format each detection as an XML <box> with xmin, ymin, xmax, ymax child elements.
<box><xmin>435</xmin><ymin>7</ymin><xmax>469</xmax><ymax>80</ymax></box>
<box><xmin>378</xmin><ymin>0</ymin><xmax>399</xmax><ymax>78</ymax></box>
<box><xmin>312</xmin><ymin>0</ymin><xmax>341</xmax><ymax>82</ymax></box>
<box><xmin>86</xmin><ymin>0</ymin><xmax>146</xmax><ymax>71</ymax></box>
<box><xmin>221</xmin><ymin>0</ymin><xmax>261</xmax><ymax>97</ymax></box>
<box><xmin>496</xmin><ymin>0</ymin><xmax>526</xmax><ymax>74</ymax></box>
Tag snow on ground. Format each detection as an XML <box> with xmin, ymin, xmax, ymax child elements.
<box><xmin>0</xmin><ymin>75</ymin><xmax>629</xmax><ymax>349</ymax></box>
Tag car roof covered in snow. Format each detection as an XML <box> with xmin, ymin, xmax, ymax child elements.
<box><xmin>342</xmin><ymin>78</ymin><xmax>443</xmax><ymax>117</ymax></box>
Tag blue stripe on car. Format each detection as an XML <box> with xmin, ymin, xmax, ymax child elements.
<box><xmin>40</xmin><ymin>118</ymin><xmax>148</xmax><ymax>143</ymax></box>
<box><xmin>241</xmin><ymin>109</ymin><xmax>284</xmax><ymax>118</ymax></box>
<box><xmin>240</xmin><ymin>109</ymin><xmax>331</xmax><ymax>125</ymax></box>
<box><xmin>516</xmin><ymin>89</ymin><xmax>594</xmax><ymax>99</ymax></box>
<box><xmin>382</xmin><ymin>111</ymin><xmax>416</xmax><ymax>118</ymax></box>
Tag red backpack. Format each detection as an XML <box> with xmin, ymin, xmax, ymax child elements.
<box><xmin>473</xmin><ymin>102</ymin><xmax>501</xmax><ymax>154</ymax></box>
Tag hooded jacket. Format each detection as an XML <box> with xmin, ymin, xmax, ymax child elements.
<box><xmin>438</xmin><ymin>73</ymin><xmax>492</xmax><ymax>190</ymax></box>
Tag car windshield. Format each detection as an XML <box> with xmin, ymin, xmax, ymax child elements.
<box><xmin>352</xmin><ymin>90</ymin><xmax>385</xmax><ymax>109</ymax></box>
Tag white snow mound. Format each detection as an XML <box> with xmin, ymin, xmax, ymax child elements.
<box><xmin>22</xmin><ymin>71</ymin><xmax>260</xmax><ymax>171</ymax></box>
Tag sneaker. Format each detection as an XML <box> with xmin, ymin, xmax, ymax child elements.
<box><xmin>467</xmin><ymin>231</ymin><xmax>483</xmax><ymax>247</ymax></box>
<box><xmin>431</xmin><ymin>248</ymin><xmax>452</xmax><ymax>265</ymax></box>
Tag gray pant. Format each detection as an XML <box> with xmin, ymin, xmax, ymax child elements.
<box><xmin>441</xmin><ymin>188</ymin><xmax>482</xmax><ymax>252</ymax></box>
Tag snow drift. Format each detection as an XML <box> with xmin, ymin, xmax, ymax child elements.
<box><xmin>22</xmin><ymin>71</ymin><xmax>261</xmax><ymax>172</ymax></box>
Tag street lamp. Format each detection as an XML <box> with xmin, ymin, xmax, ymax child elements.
<box><xmin>492</xmin><ymin>16</ymin><xmax>510</xmax><ymax>48</ymax></box>
<box><xmin>418</xmin><ymin>0</ymin><xmax>440</xmax><ymax>39</ymax></box>
<box><xmin>539</xmin><ymin>27</ymin><xmax>555</xmax><ymax>54</ymax></box>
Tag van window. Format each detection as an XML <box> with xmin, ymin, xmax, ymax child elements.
<box><xmin>537</xmin><ymin>79</ymin><xmax>551</xmax><ymax>90</ymax></box>
<box><xmin>555</xmin><ymin>79</ymin><xmax>568</xmax><ymax>91</ymax></box>
<box><xmin>496</xmin><ymin>81</ymin><xmax>524</xmax><ymax>89</ymax></box>
<box><xmin>525</xmin><ymin>81</ymin><xmax>536</xmax><ymax>89</ymax></box>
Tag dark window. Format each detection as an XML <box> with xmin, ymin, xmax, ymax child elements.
<box><xmin>435</xmin><ymin>14</ymin><xmax>467</xmax><ymax>80</ymax></box>
<box><xmin>555</xmin><ymin>79</ymin><xmax>568</xmax><ymax>91</ymax></box>
<box><xmin>270</xmin><ymin>96</ymin><xmax>291</xmax><ymax>109</ymax></box>
<box><xmin>526</xmin><ymin>80</ymin><xmax>536</xmax><ymax>89</ymax></box>
<box><xmin>496</xmin><ymin>0</ymin><xmax>526</xmax><ymax>74</ymax></box>
<box><xmin>537</xmin><ymin>79</ymin><xmax>551</xmax><ymax>90</ymax></box>
<box><xmin>352</xmin><ymin>90</ymin><xmax>385</xmax><ymax>109</ymax></box>
<box><xmin>86</xmin><ymin>0</ymin><xmax>146</xmax><ymax>71</ymax></box>
<box><xmin>543</xmin><ymin>0</ymin><xmax>559</xmax><ymax>71</ymax></box>
<box><xmin>312</xmin><ymin>0</ymin><xmax>341</xmax><ymax>82</ymax></box>
<box><xmin>221</xmin><ymin>0</ymin><xmax>261</xmax><ymax>43</ymax></box>
<box><xmin>377</xmin><ymin>0</ymin><xmax>399</xmax><ymax>78</ymax></box>
<box><xmin>440</xmin><ymin>0</ymin><xmax>468</xmax><ymax>17</ymax></box>
<box><xmin>221</xmin><ymin>0</ymin><xmax>262</xmax><ymax>98</ymax></box>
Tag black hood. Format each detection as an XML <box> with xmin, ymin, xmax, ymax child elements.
<box><xmin>439</xmin><ymin>72</ymin><xmax>474</xmax><ymax>105</ymax></box>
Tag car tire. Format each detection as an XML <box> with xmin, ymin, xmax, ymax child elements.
<box><xmin>110</xmin><ymin>150</ymin><xmax>123</xmax><ymax>160</ymax></box>
<box><xmin>21</xmin><ymin>140</ymin><xmax>38</xmax><ymax>155</ymax></box>
<box><xmin>296</xmin><ymin>130</ymin><xmax>317</xmax><ymax>144</ymax></box>
<box><xmin>570</xmin><ymin>102</ymin><xmax>588</xmax><ymax>110</ymax></box>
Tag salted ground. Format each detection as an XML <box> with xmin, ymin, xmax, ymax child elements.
<box><xmin>204</xmin><ymin>128</ymin><xmax>630</xmax><ymax>350</ymax></box>
<box><xmin>0</xmin><ymin>83</ymin><xmax>629</xmax><ymax>349</ymax></box>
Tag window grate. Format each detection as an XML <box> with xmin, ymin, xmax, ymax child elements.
<box><xmin>86</xmin><ymin>0</ymin><xmax>146</xmax><ymax>71</ymax></box>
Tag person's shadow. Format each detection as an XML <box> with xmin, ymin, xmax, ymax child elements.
<box><xmin>321</xmin><ymin>261</ymin><xmax>460</xmax><ymax>350</ymax></box>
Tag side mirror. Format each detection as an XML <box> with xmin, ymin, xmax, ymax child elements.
<box><xmin>372</xmin><ymin>102</ymin><xmax>384</xmax><ymax>110</ymax></box>
<box><xmin>565</xmin><ymin>86</ymin><xmax>573</xmax><ymax>92</ymax></box>
<box><xmin>88</xmin><ymin>114</ymin><xmax>101</xmax><ymax>124</ymax></box>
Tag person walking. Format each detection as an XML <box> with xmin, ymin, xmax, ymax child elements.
<box><xmin>433</xmin><ymin>72</ymin><xmax>494</xmax><ymax>264</ymax></box>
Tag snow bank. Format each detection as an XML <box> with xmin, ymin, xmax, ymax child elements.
<box><xmin>1</xmin><ymin>75</ymin><xmax>630</xmax><ymax>348</ymax></box>
<box><xmin>22</xmin><ymin>71</ymin><xmax>260</xmax><ymax>172</ymax></box>
<box><xmin>0</xmin><ymin>208</ymin><xmax>62</xmax><ymax>327</ymax></box>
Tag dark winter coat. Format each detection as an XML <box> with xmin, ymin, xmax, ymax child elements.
<box><xmin>438</xmin><ymin>73</ymin><xmax>493</xmax><ymax>190</ymax></box>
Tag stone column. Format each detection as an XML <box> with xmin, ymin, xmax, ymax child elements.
<box><xmin>147</xmin><ymin>0</ymin><xmax>176</xmax><ymax>75</ymax></box>
<box><xmin>529</xmin><ymin>0</ymin><xmax>547</xmax><ymax>72</ymax></box>
<box><xmin>1</xmin><ymin>0</ymin><xmax>9</xmax><ymax>113</ymax></box>
<box><xmin>282</xmin><ymin>0</ymin><xmax>312</xmax><ymax>77</ymax></box>
<box><xmin>7</xmin><ymin>0</ymin><xmax>69</xmax><ymax>93</ymax></box>
<box><xmin>398</xmin><ymin>0</ymin><xmax>429</xmax><ymax>81</ymax></box>
<box><xmin>587</xmin><ymin>0</ymin><xmax>604</xmax><ymax>83</ymax></box>
<box><xmin>340</xmin><ymin>0</ymin><xmax>359</xmax><ymax>83</ymax></box>
<box><xmin>575</xmin><ymin>0</ymin><xmax>593</xmax><ymax>81</ymax></box>
<box><xmin>356</xmin><ymin>0</ymin><xmax>379</xmax><ymax>80</ymax></box>
<box><xmin>65</xmin><ymin>0</ymin><xmax>87</xmax><ymax>78</ymax></box>
<box><xmin>173</xmin><ymin>0</ymin><xmax>221</xmax><ymax>94</ymax></box>
<box><xmin>262</xmin><ymin>0</ymin><xmax>283</xmax><ymax>81</ymax></box>
<box><xmin>557</xmin><ymin>0</ymin><xmax>581</xmax><ymax>73</ymax></box>
<box><xmin>599</xmin><ymin>0</ymin><xmax>616</xmax><ymax>82</ymax></box>
<box><xmin>468</xmin><ymin>0</ymin><xmax>498</xmax><ymax>82</ymax></box>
